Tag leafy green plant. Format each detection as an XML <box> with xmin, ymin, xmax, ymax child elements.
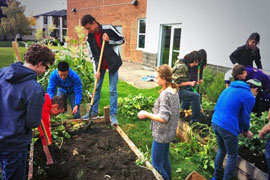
<box><xmin>118</xmin><ymin>93</ymin><xmax>155</xmax><ymax>120</ymax></box>
<box><xmin>135</xmin><ymin>145</ymin><xmax>152</xmax><ymax>166</ymax></box>
<box><xmin>206</xmin><ymin>73</ymin><xmax>225</xmax><ymax>102</ymax></box>
<box><xmin>239</xmin><ymin>112</ymin><xmax>269</xmax><ymax>157</ymax></box>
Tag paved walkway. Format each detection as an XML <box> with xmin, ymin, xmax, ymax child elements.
<box><xmin>118</xmin><ymin>61</ymin><xmax>157</xmax><ymax>89</ymax></box>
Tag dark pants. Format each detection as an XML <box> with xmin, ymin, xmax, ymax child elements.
<box><xmin>57</xmin><ymin>91</ymin><xmax>80</xmax><ymax>119</ymax></box>
<box><xmin>0</xmin><ymin>149</ymin><xmax>28</xmax><ymax>180</ymax></box>
<box><xmin>151</xmin><ymin>140</ymin><xmax>171</xmax><ymax>180</ymax></box>
<box><xmin>265</xmin><ymin>139</ymin><xmax>270</xmax><ymax>180</ymax></box>
<box><xmin>212</xmin><ymin>124</ymin><xmax>238</xmax><ymax>180</ymax></box>
<box><xmin>179</xmin><ymin>88</ymin><xmax>200</xmax><ymax>124</ymax></box>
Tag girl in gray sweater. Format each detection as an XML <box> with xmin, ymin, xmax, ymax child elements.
<box><xmin>137</xmin><ymin>64</ymin><xmax>180</xmax><ymax>180</ymax></box>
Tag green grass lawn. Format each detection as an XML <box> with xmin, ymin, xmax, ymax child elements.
<box><xmin>0</xmin><ymin>47</ymin><xmax>26</xmax><ymax>68</ymax></box>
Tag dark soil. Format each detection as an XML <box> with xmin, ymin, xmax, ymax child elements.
<box><xmin>32</xmin><ymin>123</ymin><xmax>156</xmax><ymax>180</ymax></box>
<box><xmin>238</xmin><ymin>147</ymin><xmax>267</xmax><ymax>173</ymax></box>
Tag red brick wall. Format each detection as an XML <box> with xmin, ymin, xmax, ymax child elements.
<box><xmin>67</xmin><ymin>0</ymin><xmax>147</xmax><ymax>63</ymax></box>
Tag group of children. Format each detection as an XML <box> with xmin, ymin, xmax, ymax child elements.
<box><xmin>0</xmin><ymin>15</ymin><xmax>269</xmax><ymax>180</ymax></box>
<box><xmin>136</xmin><ymin>32</ymin><xmax>270</xmax><ymax>180</ymax></box>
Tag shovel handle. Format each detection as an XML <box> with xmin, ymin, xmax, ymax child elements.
<box><xmin>12</xmin><ymin>41</ymin><xmax>22</xmax><ymax>62</ymax></box>
<box><xmin>91</xmin><ymin>39</ymin><xmax>105</xmax><ymax>105</ymax></box>
<box><xmin>40</xmin><ymin>120</ymin><xmax>52</xmax><ymax>145</ymax></box>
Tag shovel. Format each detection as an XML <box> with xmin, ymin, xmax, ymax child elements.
<box><xmin>85</xmin><ymin>39</ymin><xmax>105</xmax><ymax>132</ymax></box>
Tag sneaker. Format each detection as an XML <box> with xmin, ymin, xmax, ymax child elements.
<box><xmin>81</xmin><ymin>112</ymin><xmax>98</xmax><ymax>120</ymax></box>
<box><xmin>110</xmin><ymin>114</ymin><xmax>119</xmax><ymax>126</ymax></box>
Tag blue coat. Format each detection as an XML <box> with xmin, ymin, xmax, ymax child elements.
<box><xmin>212</xmin><ymin>81</ymin><xmax>255</xmax><ymax>136</ymax></box>
<box><xmin>47</xmin><ymin>69</ymin><xmax>82</xmax><ymax>106</ymax></box>
<box><xmin>0</xmin><ymin>62</ymin><xmax>44</xmax><ymax>152</ymax></box>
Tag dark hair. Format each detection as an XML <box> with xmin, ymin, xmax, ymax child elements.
<box><xmin>198</xmin><ymin>49</ymin><xmax>207</xmax><ymax>66</ymax></box>
<box><xmin>247</xmin><ymin>32</ymin><xmax>260</xmax><ymax>45</ymax></box>
<box><xmin>232</xmin><ymin>65</ymin><xmax>246</xmax><ymax>78</ymax></box>
<box><xmin>184</xmin><ymin>51</ymin><xmax>199</xmax><ymax>64</ymax></box>
<box><xmin>58</xmin><ymin>61</ymin><xmax>69</xmax><ymax>72</ymax></box>
<box><xmin>24</xmin><ymin>44</ymin><xmax>55</xmax><ymax>66</ymax></box>
<box><xmin>81</xmin><ymin>14</ymin><xmax>97</xmax><ymax>26</ymax></box>
<box><xmin>157</xmin><ymin>64</ymin><xmax>178</xmax><ymax>93</ymax></box>
<box><xmin>51</xmin><ymin>96</ymin><xmax>65</xmax><ymax>110</ymax></box>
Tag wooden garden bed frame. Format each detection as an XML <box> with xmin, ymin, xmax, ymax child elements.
<box><xmin>176</xmin><ymin>118</ymin><xmax>269</xmax><ymax>180</ymax></box>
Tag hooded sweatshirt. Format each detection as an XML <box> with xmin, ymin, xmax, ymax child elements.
<box><xmin>212</xmin><ymin>81</ymin><xmax>255</xmax><ymax>136</ymax></box>
<box><xmin>0</xmin><ymin>62</ymin><xmax>44</xmax><ymax>152</ymax></box>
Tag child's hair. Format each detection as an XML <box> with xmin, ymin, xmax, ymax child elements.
<box><xmin>51</xmin><ymin>96</ymin><xmax>65</xmax><ymax>110</ymax></box>
<box><xmin>58</xmin><ymin>61</ymin><xmax>69</xmax><ymax>72</ymax></box>
<box><xmin>183</xmin><ymin>51</ymin><xmax>199</xmax><ymax>64</ymax></box>
<box><xmin>24</xmin><ymin>44</ymin><xmax>55</xmax><ymax>66</ymax></box>
<box><xmin>157</xmin><ymin>64</ymin><xmax>178</xmax><ymax>93</ymax></box>
<box><xmin>246</xmin><ymin>32</ymin><xmax>260</xmax><ymax>45</ymax></box>
<box><xmin>232</xmin><ymin>65</ymin><xmax>246</xmax><ymax>79</ymax></box>
<box><xmin>198</xmin><ymin>49</ymin><xmax>207</xmax><ymax>66</ymax></box>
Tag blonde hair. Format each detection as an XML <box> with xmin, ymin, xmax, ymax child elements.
<box><xmin>157</xmin><ymin>64</ymin><xmax>178</xmax><ymax>93</ymax></box>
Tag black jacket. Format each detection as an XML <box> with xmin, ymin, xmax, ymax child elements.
<box><xmin>230</xmin><ymin>45</ymin><xmax>262</xmax><ymax>69</ymax></box>
<box><xmin>87</xmin><ymin>24</ymin><xmax>125</xmax><ymax>74</ymax></box>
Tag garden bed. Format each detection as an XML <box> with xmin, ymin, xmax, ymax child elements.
<box><xmin>32</xmin><ymin>123</ymin><xmax>157</xmax><ymax>180</ymax></box>
<box><xmin>176</xmin><ymin>115</ymin><xmax>269</xmax><ymax>180</ymax></box>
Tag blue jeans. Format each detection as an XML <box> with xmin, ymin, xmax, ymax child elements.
<box><xmin>57</xmin><ymin>91</ymin><xmax>80</xmax><ymax>118</ymax></box>
<box><xmin>92</xmin><ymin>70</ymin><xmax>118</xmax><ymax>116</ymax></box>
<box><xmin>212</xmin><ymin>124</ymin><xmax>238</xmax><ymax>180</ymax></box>
<box><xmin>152</xmin><ymin>140</ymin><xmax>171</xmax><ymax>180</ymax></box>
<box><xmin>0</xmin><ymin>149</ymin><xmax>28</xmax><ymax>180</ymax></box>
<box><xmin>265</xmin><ymin>138</ymin><xmax>270</xmax><ymax>180</ymax></box>
<box><xmin>179</xmin><ymin>88</ymin><xmax>200</xmax><ymax>123</ymax></box>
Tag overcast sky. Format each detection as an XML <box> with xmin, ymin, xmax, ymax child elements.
<box><xmin>18</xmin><ymin>0</ymin><xmax>67</xmax><ymax>17</ymax></box>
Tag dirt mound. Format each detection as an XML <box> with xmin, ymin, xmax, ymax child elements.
<box><xmin>33</xmin><ymin>123</ymin><xmax>156</xmax><ymax>180</ymax></box>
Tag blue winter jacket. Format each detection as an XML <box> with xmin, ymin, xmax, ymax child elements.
<box><xmin>47</xmin><ymin>69</ymin><xmax>82</xmax><ymax>106</ymax></box>
<box><xmin>212</xmin><ymin>81</ymin><xmax>255</xmax><ymax>136</ymax></box>
<box><xmin>0</xmin><ymin>62</ymin><xmax>45</xmax><ymax>152</ymax></box>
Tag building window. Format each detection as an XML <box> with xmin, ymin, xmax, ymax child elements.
<box><xmin>137</xmin><ymin>19</ymin><xmax>146</xmax><ymax>49</ymax></box>
<box><xmin>43</xmin><ymin>16</ymin><xmax>48</xmax><ymax>24</ymax></box>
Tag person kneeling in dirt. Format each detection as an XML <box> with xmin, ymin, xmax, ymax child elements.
<box><xmin>47</xmin><ymin>61</ymin><xmax>82</xmax><ymax>119</ymax></box>
<box><xmin>224</xmin><ymin>65</ymin><xmax>270</xmax><ymax>116</ymax></box>
<box><xmin>38</xmin><ymin>94</ymin><xmax>65</xmax><ymax>166</ymax></box>
<box><xmin>172</xmin><ymin>51</ymin><xmax>201</xmax><ymax>124</ymax></box>
<box><xmin>138</xmin><ymin>65</ymin><xmax>180</xmax><ymax>180</ymax></box>
<box><xmin>259</xmin><ymin>109</ymin><xmax>270</xmax><ymax>180</ymax></box>
<box><xmin>211</xmin><ymin>79</ymin><xmax>261</xmax><ymax>180</ymax></box>
<box><xmin>0</xmin><ymin>44</ymin><xmax>55</xmax><ymax>180</ymax></box>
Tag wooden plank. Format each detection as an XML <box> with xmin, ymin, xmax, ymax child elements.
<box><xmin>115</xmin><ymin>126</ymin><xmax>164</xmax><ymax>180</ymax></box>
<box><xmin>64</xmin><ymin>118</ymin><xmax>105</xmax><ymax>124</ymax></box>
<box><xmin>104</xmin><ymin>106</ymin><xmax>110</xmax><ymax>123</ymax></box>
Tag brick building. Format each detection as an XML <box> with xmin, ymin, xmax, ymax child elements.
<box><xmin>67</xmin><ymin>0</ymin><xmax>147</xmax><ymax>64</ymax></box>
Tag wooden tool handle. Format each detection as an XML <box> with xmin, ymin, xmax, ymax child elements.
<box><xmin>40</xmin><ymin>120</ymin><xmax>52</xmax><ymax>145</ymax></box>
<box><xmin>12</xmin><ymin>41</ymin><xmax>22</xmax><ymax>62</ymax></box>
<box><xmin>91</xmin><ymin>39</ymin><xmax>105</xmax><ymax>105</ymax></box>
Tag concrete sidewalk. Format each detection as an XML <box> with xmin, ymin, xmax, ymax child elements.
<box><xmin>118</xmin><ymin>61</ymin><xmax>157</xmax><ymax>89</ymax></box>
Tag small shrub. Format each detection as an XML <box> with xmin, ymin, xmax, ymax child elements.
<box><xmin>206</xmin><ymin>73</ymin><xmax>225</xmax><ymax>102</ymax></box>
<box><xmin>118</xmin><ymin>93</ymin><xmax>155</xmax><ymax>120</ymax></box>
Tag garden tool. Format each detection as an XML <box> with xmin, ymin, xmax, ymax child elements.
<box><xmin>85</xmin><ymin>39</ymin><xmax>106</xmax><ymax>132</ymax></box>
<box><xmin>12</xmin><ymin>41</ymin><xmax>22</xmax><ymax>62</ymax></box>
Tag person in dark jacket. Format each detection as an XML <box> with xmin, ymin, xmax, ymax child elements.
<box><xmin>0</xmin><ymin>44</ymin><xmax>54</xmax><ymax>180</ymax></box>
<box><xmin>230</xmin><ymin>32</ymin><xmax>262</xmax><ymax>69</ymax></box>
<box><xmin>81</xmin><ymin>14</ymin><xmax>125</xmax><ymax>126</ymax></box>
<box><xmin>211</xmin><ymin>79</ymin><xmax>260</xmax><ymax>180</ymax></box>
<box><xmin>47</xmin><ymin>61</ymin><xmax>82</xmax><ymax>119</ymax></box>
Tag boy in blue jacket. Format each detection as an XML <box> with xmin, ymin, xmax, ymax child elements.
<box><xmin>47</xmin><ymin>61</ymin><xmax>82</xmax><ymax>119</ymax></box>
<box><xmin>0</xmin><ymin>44</ymin><xmax>55</xmax><ymax>180</ymax></box>
<box><xmin>212</xmin><ymin>79</ymin><xmax>261</xmax><ymax>180</ymax></box>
